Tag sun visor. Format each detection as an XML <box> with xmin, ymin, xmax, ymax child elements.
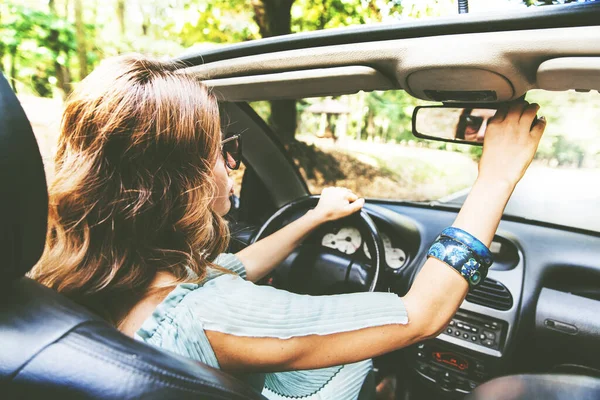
<box><xmin>204</xmin><ymin>66</ymin><xmax>396</xmax><ymax>101</ymax></box>
<box><xmin>406</xmin><ymin>68</ymin><xmax>514</xmax><ymax>103</ymax></box>
<box><xmin>537</xmin><ymin>57</ymin><xmax>600</xmax><ymax>91</ymax></box>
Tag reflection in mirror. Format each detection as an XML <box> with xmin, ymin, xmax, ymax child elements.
<box><xmin>414</xmin><ymin>107</ymin><xmax>498</xmax><ymax>144</ymax></box>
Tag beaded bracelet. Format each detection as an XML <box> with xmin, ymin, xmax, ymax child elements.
<box><xmin>440</xmin><ymin>227</ymin><xmax>493</xmax><ymax>268</ymax></box>
<box><xmin>427</xmin><ymin>236</ymin><xmax>489</xmax><ymax>287</ymax></box>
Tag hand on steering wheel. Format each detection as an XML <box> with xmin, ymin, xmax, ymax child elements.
<box><xmin>311</xmin><ymin>187</ymin><xmax>366</xmax><ymax>223</ymax></box>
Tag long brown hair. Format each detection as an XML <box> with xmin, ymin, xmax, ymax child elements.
<box><xmin>31</xmin><ymin>55</ymin><xmax>229</xmax><ymax>326</ymax></box>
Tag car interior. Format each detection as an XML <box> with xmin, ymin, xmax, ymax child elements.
<box><xmin>2</xmin><ymin>2</ymin><xmax>600</xmax><ymax>399</ymax></box>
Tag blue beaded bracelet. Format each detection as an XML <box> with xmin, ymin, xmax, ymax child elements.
<box><xmin>427</xmin><ymin>236</ymin><xmax>488</xmax><ymax>287</ymax></box>
<box><xmin>440</xmin><ymin>227</ymin><xmax>494</xmax><ymax>268</ymax></box>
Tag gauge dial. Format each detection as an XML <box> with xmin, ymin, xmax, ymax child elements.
<box><xmin>321</xmin><ymin>227</ymin><xmax>361</xmax><ymax>255</ymax></box>
<box><xmin>386</xmin><ymin>247</ymin><xmax>407</xmax><ymax>270</ymax></box>
<box><xmin>363</xmin><ymin>233</ymin><xmax>407</xmax><ymax>270</ymax></box>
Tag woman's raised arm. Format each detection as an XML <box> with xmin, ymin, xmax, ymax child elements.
<box><xmin>209</xmin><ymin>101</ymin><xmax>545</xmax><ymax>373</ymax></box>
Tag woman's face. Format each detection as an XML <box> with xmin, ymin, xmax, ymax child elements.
<box><xmin>463</xmin><ymin>108</ymin><xmax>497</xmax><ymax>142</ymax></box>
<box><xmin>211</xmin><ymin>151</ymin><xmax>235</xmax><ymax>216</ymax></box>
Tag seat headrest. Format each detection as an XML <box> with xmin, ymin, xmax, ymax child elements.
<box><xmin>0</xmin><ymin>73</ymin><xmax>48</xmax><ymax>281</ymax></box>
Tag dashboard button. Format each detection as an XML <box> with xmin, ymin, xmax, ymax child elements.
<box><xmin>447</xmin><ymin>328</ymin><xmax>453</xmax><ymax>334</ymax></box>
<box><xmin>479</xmin><ymin>334</ymin><xmax>486</xmax><ymax>340</ymax></box>
<box><xmin>463</xmin><ymin>333</ymin><xmax>469</xmax><ymax>339</ymax></box>
<box><xmin>484</xmin><ymin>331</ymin><xmax>496</xmax><ymax>340</ymax></box>
<box><xmin>449</xmin><ymin>320</ymin><xmax>455</xmax><ymax>326</ymax></box>
<box><xmin>456</xmin><ymin>322</ymin><xmax>464</xmax><ymax>329</ymax></box>
<box><xmin>442</xmin><ymin>372</ymin><xmax>455</xmax><ymax>383</ymax></box>
<box><xmin>471</xmin><ymin>327</ymin><xmax>478</xmax><ymax>333</ymax></box>
<box><xmin>471</xmin><ymin>336</ymin><xmax>477</xmax><ymax>341</ymax></box>
<box><xmin>455</xmin><ymin>331</ymin><xmax>461</xmax><ymax>336</ymax></box>
<box><xmin>483</xmin><ymin>340</ymin><xmax>494</xmax><ymax>347</ymax></box>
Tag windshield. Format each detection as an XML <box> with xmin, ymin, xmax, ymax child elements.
<box><xmin>250</xmin><ymin>89</ymin><xmax>600</xmax><ymax>232</ymax></box>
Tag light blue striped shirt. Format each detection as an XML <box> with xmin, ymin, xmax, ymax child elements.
<box><xmin>135</xmin><ymin>253</ymin><xmax>408</xmax><ymax>399</ymax></box>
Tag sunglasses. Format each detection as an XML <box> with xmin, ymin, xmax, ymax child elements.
<box><xmin>221</xmin><ymin>133</ymin><xmax>242</xmax><ymax>170</ymax></box>
<box><xmin>460</xmin><ymin>115</ymin><xmax>484</xmax><ymax>132</ymax></box>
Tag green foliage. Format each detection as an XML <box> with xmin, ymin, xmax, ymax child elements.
<box><xmin>291</xmin><ymin>0</ymin><xmax>402</xmax><ymax>31</ymax></box>
<box><xmin>363</xmin><ymin>91</ymin><xmax>420</xmax><ymax>142</ymax></box>
<box><xmin>1</xmin><ymin>4</ymin><xmax>76</xmax><ymax>54</ymax></box>
<box><xmin>4</xmin><ymin>0</ymin><xmax>599</xmax><ymax>169</ymax></box>
<box><xmin>178</xmin><ymin>1</ymin><xmax>259</xmax><ymax>47</ymax></box>
<box><xmin>0</xmin><ymin>3</ymin><xmax>76</xmax><ymax>95</ymax></box>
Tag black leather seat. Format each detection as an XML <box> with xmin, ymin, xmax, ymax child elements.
<box><xmin>0</xmin><ymin>72</ymin><xmax>266</xmax><ymax>400</ymax></box>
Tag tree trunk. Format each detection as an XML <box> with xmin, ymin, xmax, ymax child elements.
<box><xmin>54</xmin><ymin>59</ymin><xmax>72</xmax><ymax>99</ymax></box>
<box><xmin>366</xmin><ymin>111</ymin><xmax>375</xmax><ymax>141</ymax></box>
<box><xmin>74</xmin><ymin>0</ymin><xmax>88</xmax><ymax>80</ymax></box>
<box><xmin>117</xmin><ymin>0</ymin><xmax>126</xmax><ymax>38</ymax></box>
<box><xmin>268</xmin><ymin>100</ymin><xmax>297</xmax><ymax>144</ymax></box>
<box><xmin>252</xmin><ymin>0</ymin><xmax>297</xmax><ymax>143</ymax></box>
<box><xmin>47</xmin><ymin>5</ymin><xmax>72</xmax><ymax>99</ymax></box>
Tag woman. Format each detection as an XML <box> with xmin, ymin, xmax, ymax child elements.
<box><xmin>32</xmin><ymin>55</ymin><xmax>545</xmax><ymax>399</ymax></box>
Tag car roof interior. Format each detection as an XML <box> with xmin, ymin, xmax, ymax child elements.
<box><xmin>177</xmin><ymin>4</ymin><xmax>600</xmax><ymax>102</ymax></box>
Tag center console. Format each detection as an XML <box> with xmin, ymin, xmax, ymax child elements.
<box><xmin>412</xmin><ymin>310</ymin><xmax>509</xmax><ymax>394</ymax></box>
<box><xmin>407</xmin><ymin>233</ymin><xmax>524</xmax><ymax>397</ymax></box>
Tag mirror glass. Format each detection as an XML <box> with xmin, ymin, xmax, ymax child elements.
<box><xmin>414</xmin><ymin>107</ymin><xmax>498</xmax><ymax>144</ymax></box>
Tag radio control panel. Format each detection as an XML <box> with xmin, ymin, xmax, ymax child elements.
<box><xmin>442</xmin><ymin>310</ymin><xmax>506</xmax><ymax>351</ymax></box>
<box><xmin>411</xmin><ymin>310</ymin><xmax>508</xmax><ymax>394</ymax></box>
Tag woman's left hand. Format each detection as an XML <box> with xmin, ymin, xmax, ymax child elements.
<box><xmin>311</xmin><ymin>187</ymin><xmax>365</xmax><ymax>223</ymax></box>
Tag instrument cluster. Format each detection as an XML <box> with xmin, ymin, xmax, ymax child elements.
<box><xmin>320</xmin><ymin>226</ymin><xmax>407</xmax><ymax>270</ymax></box>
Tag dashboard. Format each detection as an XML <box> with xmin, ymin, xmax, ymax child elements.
<box><xmin>363</xmin><ymin>201</ymin><xmax>600</xmax><ymax>398</ymax></box>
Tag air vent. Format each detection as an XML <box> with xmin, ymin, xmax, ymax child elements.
<box><xmin>466</xmin><ymin>278</ymin><xmax>513</xmax><ymax>311</ymax></box>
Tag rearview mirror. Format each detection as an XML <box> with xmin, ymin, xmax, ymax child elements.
<box><xmin>412</xmin><ymin>106</ymin><xmax>499</xmax><ymax>145</ymax></box>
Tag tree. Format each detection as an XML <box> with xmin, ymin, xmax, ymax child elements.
<box><xmin>0</xmin><ymin>4</ymin><xmax>73</xmax><ymax>95</ymax></box>
<box><xmin>48</xmin><ymin>0</ymin><xmax>76</xmax><ymax>97</ymax></box>
<box><xmin>116</xmin><ymin>0</ymin><xmax>126</xmax><ymax>39</ymax></box>
<box><xmin>74</xmin><ymin>0</ymin><xmax>88</xmax><ymax>80</ymax></box>
<box><xmin>250</xmin><ymin>0</ymin><xmax>297</xmax><ymax>143</ymax></box>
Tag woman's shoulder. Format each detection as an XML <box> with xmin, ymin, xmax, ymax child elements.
<box><xmin>134</xmin><ymin>283</ymin><xmax>200</xmax><ymax>340</ymax></box>
<box><xmin>136</xmin><ymin>271</ymin><xmax>245</xmax><ymax>330</ymax></box>
<box><xmin>134</xmin><ymin>281</ymin><xmax>225</xmax><ymax>367</ymax></box>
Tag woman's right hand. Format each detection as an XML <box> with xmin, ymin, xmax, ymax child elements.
<box><xmin>478</xmin><ymin>101</ymin><xmax>546</xmax><ymax>187</ymax></box>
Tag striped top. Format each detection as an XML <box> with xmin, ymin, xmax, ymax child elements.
<box><xmin>135</xmin><ymin>253</ymin><xmax>408</xmax><ymax>399</ymax></box>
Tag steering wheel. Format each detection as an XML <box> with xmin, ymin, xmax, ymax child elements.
<box><xmin>251</xmin><ymin>195</ymin><xmax>383</xmax><ymax>294</ymax></box>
